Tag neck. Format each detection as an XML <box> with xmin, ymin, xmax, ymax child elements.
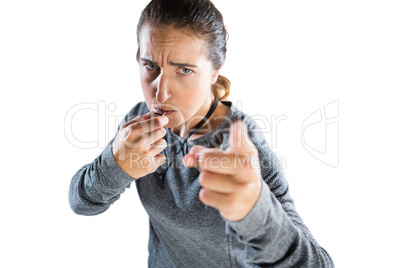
<box><xmin>171</xmin><ymin>95</ymin><xmax>217</xmax><ymax>139</ymax></box>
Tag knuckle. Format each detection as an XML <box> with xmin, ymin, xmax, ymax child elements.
<box><xmin>121</xmin><ymin>122</ymin><xmax>129</xmax><ymax>129</ymax></box>
<box><xmin>130</xmin><ymin>134</ymin><xmax>149</xmax><ymax>149</ymax></box>
<box><xmin>155</xmin><ymin>127</ymin><xmax>165</xmax><ymax>137</ymax></box>
<box><xmin>245</xmin><ymin>181</ymin><xmax>258</xmax><ymax>193</ymax></box>
<box><xmin>159</xmin><ymin>139</ymin><xmax>167</xmax><ymax>148</ymax></box>
<box><xmin>127</xmin><ymin>123</ymin><xmax>140</xmax><ymax>134</ymax></box>
<box><xmin>199</xmin><ymin>188</ymin><xmax>207</xmax><ymax>201</ymax></box>
<box><xmin>148</xmin><ymin>118</ymin><xmax>161</xmax><ymax>130</ymax></box>
<box><xmin>153</xmin><ymin>139</ymin><xmax>167</xmax><ymax>151</ymax></box>
<box><xmin>137</xmin><ymin>149</ymin><xmax>147</xmax><ymax>159</ymax></box>
<box><xmin>198</xmin><ymin>173</ymin><xmax>206</xmax><ymax>186</ymax></box>
<box><xmin>139</xmin><ymin>134</ymin><xmax>150</xmax><ymax>146</ymax></box>
<box><xmin>133</xmin><ymin>121</ymin><xmax>149</xmax><ymax>133</ymax></box>
<box><xmin>155</xmin><ymin>117</ymin><xmax>165</xmax><ymax>128</ymax></box>
<box><xmin>229</xmin><ymin>182</ymin><xmax>241</xmax><ymax>193</ymax></box>
<box><xmin>153</xmin><ymin>128</ymin><xmax>167</xmax><ymax>143</ymax></box>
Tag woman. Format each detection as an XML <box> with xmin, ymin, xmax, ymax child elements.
<box><xmin>69</xmin><ymin>0</ymin><xmax>334</xmax><ymax>267</ymax></box>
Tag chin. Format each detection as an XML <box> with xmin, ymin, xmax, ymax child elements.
<box><xmin>167</xmin><ymin>111</ymin><xmax>186</xmax><ymax>125</ymax></box>
<box><xmin>164</xmin><ymin>119</ymin><xmax>182</xmax><ymax>129</ymax></box>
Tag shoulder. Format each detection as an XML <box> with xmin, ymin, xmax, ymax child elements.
<box><xmin>213</xmin><ymin>102</ymin><xmax>289</xmax><ymax>202</ymax></box>
<box><xmin>224</xmin><ymin>101</ymin><xmax>268</xmax><ymax>146</ymax></box>
<box><xmin>213</xmin><ymin>101</ymin><xmax>270</xmax><ymax>154</ymax></box>
<box><xmin>226</xmin><ymin>101</ymin><xmax>284</xmax><ymax>179</ymax></box>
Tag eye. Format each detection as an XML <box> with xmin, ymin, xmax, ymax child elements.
<box><xmin>179</xmin><ymin>68</ymin><xmax>193</xmax><ymax>75</ymax></box>
<box><xmin>146</xmin><ymin>63</ymin><xmax>159</xmax><ymax>71</ymax></box>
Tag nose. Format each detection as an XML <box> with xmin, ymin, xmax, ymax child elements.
<box><xmin>155</xmin><ymin>70</ymin><xmax>171</xmax><ymax>103</ymax></box>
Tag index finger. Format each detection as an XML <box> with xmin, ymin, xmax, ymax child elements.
<box><xmin>185</xmin><ymin>147</ymin><xmax>260</xmax><ymax>181</ymax></box>
<box><xmin>121</xmin><ymin>112</ymin><xmax>152</xmax><ymax>128</ymax></box>
<box><xmin>126</xmin><ymin>116</ymin><xmax>169</xmax><ymax>134</ymax></box>
<box><xmin>185</xmin><ymin>148</ymin><xmax>238</xmax><ymax>176</ymax></box>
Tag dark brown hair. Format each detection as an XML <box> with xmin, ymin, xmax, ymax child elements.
<box><xmin>136</xmin><ymin>0</ymin><xmax>230</xmax><ymax>100</ymax></box>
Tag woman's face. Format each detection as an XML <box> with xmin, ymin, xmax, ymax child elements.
<box><xmin>138</xmin><ymin>24</ymin><xmax>220</xmax><ymax>134</ymax></box>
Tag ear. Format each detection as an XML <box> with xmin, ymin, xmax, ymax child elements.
<box><xmin>211</xmin><ymin>68</ymin><xmax>221</xmax><ymax>84</ymax></box>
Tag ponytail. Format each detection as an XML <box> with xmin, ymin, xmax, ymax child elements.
<box><xmin>212</xmin><ymin>74</ymin><xmax>230</xmax><ymax>100</ymax></box>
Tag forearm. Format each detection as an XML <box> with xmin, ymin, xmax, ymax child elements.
<box><xmin>225</xmin><ymin>183</ymin><xmax>334</xmax><ymax>267</ymax></box>
<box><xmin>69</xmin><ymin>145</ymin><xmax>134</xmax><ymax>216</ymax></box>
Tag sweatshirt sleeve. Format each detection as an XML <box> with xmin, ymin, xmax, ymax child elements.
<box><xmin>68</xmin><ymin>102</ymin><xmax>147</xmax><ymax>216</ymax></box>
<box><xmin>224</xmin><ymin>120</ymin><xmax>334</xmax><ymax>267</ymax></box>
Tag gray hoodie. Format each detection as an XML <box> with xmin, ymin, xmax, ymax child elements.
<box><xmin>69</xmin><ymin>101</ymin><xmax>334</xmax><ymax>267</ymax></box>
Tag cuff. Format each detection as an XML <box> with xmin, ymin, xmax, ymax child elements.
<box><xmin>97</xmin><ymin>145</ymin><xmax>135</xmax><ymax>190</ymax></box>
<box><xmin>225</xmin><ymin>181</ymin><xmax>271</xmax><ymax>237</ymax></box>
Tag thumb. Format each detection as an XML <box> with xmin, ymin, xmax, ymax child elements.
<box><xmin>228</xmin><ymin>120</ymin><xmax>255</xmax><ymax>154</ymax></box>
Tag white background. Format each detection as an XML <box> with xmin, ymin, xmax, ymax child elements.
<box><xmin>1</xmin><ymin>0</ymin><xmax>401</xmax><ymax>267</ymax></box>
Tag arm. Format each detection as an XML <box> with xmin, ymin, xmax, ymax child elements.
<box><xmin>68</xmin><ymin>145</ymin><xmax>134</xmax><ymax>216</ymax></box>
<box><xmin>68</xmin><ymin>103</ymin><xmax>142</xmax><ymax>216</ymax></box>
<box><xmin>225</xmin><ymin>124</ymin><xmax>334</xmax><ymax>267</ymax></box>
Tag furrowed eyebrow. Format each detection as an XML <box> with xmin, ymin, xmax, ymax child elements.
<box><xmin>141</xmin><ymin>58</ymin><xmax>198</xmax><ymax>68</ymax></box>
<box><xmin>169</xmin><ymin>61</ymin><xmax>198</xmax><ymax>68</ymax></box>
<box><xmin>140</xmin><ymin>58</ymin><xmax>198</xmax><ymax>68</ymax></box>
<box><xmin>141</xmin><ymin>58</ymin><xmax>158</xmax><ymax>65</ymax></box>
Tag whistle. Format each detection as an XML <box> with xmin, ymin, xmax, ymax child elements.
<box><xmin>150</xmin><ymin>111</ymin><xmax>167</xmax><ymax>119</ymax></box>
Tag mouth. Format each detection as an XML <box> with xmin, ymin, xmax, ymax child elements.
<box><xmin>152</xmin><ymin>107</ymin><xmax>176</xmax><ymax>116</ymax></box>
